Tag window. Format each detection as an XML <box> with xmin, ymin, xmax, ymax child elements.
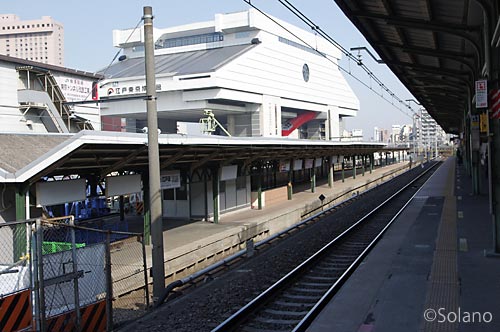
<box><xmin>279</xmin><ymin>36</ymin><xmax>324</xmax><ymax>56</ymax></box>
<box><xmin>158</xmin><ymin>32</ymin><xmax>224</xmax><ymax>49</ymax></box>
<box><xmin>176</xmin><ymin>185</ymin><xmax>187</xmax><ymax>200</ymax></box>
<box><xmin>236</xmin><ymin>176</ymin><xmax>247</xmax><ymax>190</ymax></box>
<box><xmin>163</xmin><ymin>189</ymin><xmax>174</xmax><ymax>200</ymax></box>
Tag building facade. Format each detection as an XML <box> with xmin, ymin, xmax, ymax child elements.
<box><xmin>0</xmin><ymin>14</ymin><xmax>64</xmax><ymax>66</ymax></box>
<box><xmin>0</xmin><ymin>55</ymin><xmax>100</xmax><ymax>133</ymax></box>
<box><xmin>98</xmin><ymin>9</ymin><xmax>360</xmax><ymax>139</ymax></box>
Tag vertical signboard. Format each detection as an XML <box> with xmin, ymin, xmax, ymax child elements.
<box><xmin>475</xmin><ymin>80</ymin><xmax>488</xmax><ymax>108</ymax></box>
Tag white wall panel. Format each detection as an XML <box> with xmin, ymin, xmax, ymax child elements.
<box><xmin>190</xmin><ymin>181</ymin><xmax>206</xmax><ymax>217</ymax></box>
<box><xmin>105</xmin><ymin>174</ymin><xmax>142</xmax><ymax>197</ymax></box>
<box><xmin>220</xmin><ymin>165</ymin><xmax>238</xmax><ymax>181</ymax></box>
<box><xmin>36</xmin><ymin>179</ymin><xmax>86</xmax><ymax>207</ymax></box>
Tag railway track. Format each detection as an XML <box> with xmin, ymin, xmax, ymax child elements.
<box><xmin>212</xmin><ymin>161</ymin><xmax>440</xmax><ymax>332</ymax></box>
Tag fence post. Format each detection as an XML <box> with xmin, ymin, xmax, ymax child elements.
<box><xmin>69</xmin><ymin>217</ymin><xmax>81</xmax><ymax>332</ymax></box>
<box><xmin>105</xmin><ymin>231</ymin><xmax>113</xmax><ymax>332</ymax></box>
<box><xmin>141</xmin><ymin>235</ymin><xmax>150</xmax><ymax>308</ymax></box>
<box><xmin>35</xmin><ymin>219</ymin><xmax>46</xmax><ymax>332</ymax></box>
<box><xmin>31</xmin><ymin>221</ymin><xmax>41</xmax><ymax>332</ymax></box>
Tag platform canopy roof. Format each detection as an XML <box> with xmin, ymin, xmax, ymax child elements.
<box><xmin>0</xmin><ymin>131</ymin><xmax>402</xmax><ymax>184</ymax></box>
<box><xmin>334</xmin><ymin>0</ymin><xmax>492</xmax><ymax>134</ymax></box>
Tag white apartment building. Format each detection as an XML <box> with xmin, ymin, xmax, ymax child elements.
<box><xmin>98</xmin><ymin>9</ymin><xmax>359</xmax><ymax>139</ymax></box>
<box><xmin>413</xmin><ymin>109</ymin><xmax>447</xmax><ymax>152</ymax></box>
<box><xmin>0</xmin><ymin>14</ymin><xmax>64</xmax><ymax>66</ymax></box>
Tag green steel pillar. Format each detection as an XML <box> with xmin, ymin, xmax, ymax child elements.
<box><xmin>15</xmin><ymin>188</ymin><xmax>26</xmax><ymax>221</ymax></box>
<box><xmin>385</xmin><ymin>152</ymin><xmax>388</xmax><ymax>166</ymax></box>
<box><xmin>142</xmin><ymin>173</ymin><xmax>151</xmax><ymax>245</ymax></box>
<box><xmin>493</xmin><ymin>104</ymin><xmax>500</xmax><ymax>252</ymax></box>
<box><xmin>464</xmin><ymin>114</ymin><xmax>471</xmax><ymax>175</ymax></box>
<box><xmin>362</xmin><ymin>155</ymin><xmax>365</xmax><ymax>176</ymax></box>
<box><xmin>14</xmin><ymin>184</ymin><xmax>28</xmax><ymax>262</ymax></box>
<box><xmin>328</xmin><ymin>157</ymin><xmax>334</xmax><ymax>188</ymax></box>
<box><xmin>311</xmin><ymin>168</ymin><xmax>316</xmax><ymax>193</ymax></box>
<box><xmin>370</xmin><ymin>154</ymin><xmax>373</xmax><ymax>174</ymax></box>
<box><xmin>256</xmin><ymin>165</ymin><xmax>263</xmax><ymax>210</ymax></box>
<box><xmin>212</xmin><ymin>167</ymin><xmax>220</xmax><ymax>222</ymax></box>
<box><xmin>341</xmin><ymin>161</ymin><xmax>345</xmax><ymax>183</ymax></box>
<box><xmin>471</xmin><ymin>113</ymin><xmax>480</xmax><ymax>194</ymax></box>
<box><xmin>352</xmin><ymin>155</ymin><xmax>356</xmax><ymax>179</ymax></box>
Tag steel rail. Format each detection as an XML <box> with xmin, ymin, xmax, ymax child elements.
<box><xmin>211</xmin><ymin>161</ymin><xmax>440</xmax><ymax>332</ymax></box>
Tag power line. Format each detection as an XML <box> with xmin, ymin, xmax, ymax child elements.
<box><xmin>278</xmin><ymin>0</ymin><xmax>416</xmax><ymax>117</ymax></box>
<box><xmin>242</xmin><ymin>0</ymin><xmax>417</xmax><ymax>119</ymax></box>
<box><xmin>78</xmin><ymin>17</ymin><xmax>144</xmax><ymax>102</ymax></box>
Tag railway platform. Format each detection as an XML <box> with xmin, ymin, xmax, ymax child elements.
<box><xmin>136</xmin><ymin>160</ymin><xmax>415</xmax><ymax>285</ymax></box>
<box><xmin>306</xmin><ymin>157</ymin><xmax>500</xmax><ymax>332</ymax></box>
<box><xmin>115</xmin><ymin>160</ymin><xmax>415</xmax><ymax>290</ymax></box>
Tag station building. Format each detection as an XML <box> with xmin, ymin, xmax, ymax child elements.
<box><xmin>0</xmin><ymin>54</ymin><xmax>101</xmax><ymax>134</ymax></box>
<box><xmin>98</xmin><ymin>9</ymin><xmax>359</xmax><ymax>139</ymax></box>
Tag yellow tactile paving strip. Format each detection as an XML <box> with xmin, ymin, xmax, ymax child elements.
<box><xmin>421</xmin><ymin>164</ymin><xmax>459</xmax><ymax>332</ymax></box>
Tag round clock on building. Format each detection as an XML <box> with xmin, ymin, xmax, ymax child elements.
<box><xmin>302</xmin><ymin>63</ymin><xmax>310</xmax><ymax>82</ymax></box>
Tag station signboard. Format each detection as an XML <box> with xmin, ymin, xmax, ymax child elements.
<box><xmin>160</xmin><ymin>170</ymin><xmax>181</xmax><ymax>189</ymax></box>
<box><xmin>475</xmin><ymin>79</ymin><xmax>488</xmax><ymax>108</ymax></box>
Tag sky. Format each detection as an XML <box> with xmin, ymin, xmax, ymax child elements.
<box><xmin>1</xmin><ymin>0</ymin><xmax>419</xmax><ymax>140</ymax></box>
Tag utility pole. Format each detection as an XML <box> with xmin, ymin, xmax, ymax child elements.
<box><xmin>143</xmin><ymin>6</ymin><xmax>165</xmax><ymax>304</ymax></box>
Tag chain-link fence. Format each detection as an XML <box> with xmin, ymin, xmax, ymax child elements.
<box><xmin>0</xmin><ymin>221</ymin><xmax>31</xmax><ymax>296</ymax></box>
<box><xmin>0</xmin><ymin>221</ymin><xmax>33</xmax><ymax>332</ymax></box>
<box><xmin>110</xmin><ymin>234</ymin><xmax>150</xmax><ymax>327</ymax></box>
<box><xmin>0</xmin><ymin>216</ymin><xmax>150</xmax><ymax>332</ymax></box>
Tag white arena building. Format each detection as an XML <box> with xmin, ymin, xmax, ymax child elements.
<box><xmin>98</xmin><ymin>9</ymin><xmax>359</xmax><ymax>139</ymax></box>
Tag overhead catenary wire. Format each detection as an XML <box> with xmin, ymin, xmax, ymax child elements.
<box><xmin>278</xmin><ymin>0</ymin><xmax>416</xmax><ymax>117</ymax></box>
<box><xmin>77</xmin><ymin>17</ymin><xmax>144</xmax><ymax>102</ymax></box>
<box><xmin>242</xmin><ymin>0</ymin><xmax>417</xmax><ymax>119</ymax></box>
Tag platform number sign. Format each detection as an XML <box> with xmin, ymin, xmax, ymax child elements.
<box><xmin>475</xmin><ymin>79</ymin><xmax>488</xmax><ymax>108</ymax></box>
